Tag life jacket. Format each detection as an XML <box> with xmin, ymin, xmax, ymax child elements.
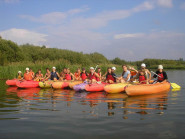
<box><xmin>96</xmin><ymin>72</ymin><xmax>101</xmax><ymax>81</ymax></box>
<box><xmin>65</xmin><ymin>73</ymin><xmax>72</xmax><ymax>80</ymax></box>
<box><xmin>130</xmin><ymin>71</ymin><xmax>137</xmax><ymax>76</ymax></box>
<box><xmin>24</xmin><ymin>72</ymin><xmax>32</xmax><ymax>81</ymax></box>
<box><xmin>158</xmin><ymin>72</ymin><xmax>164</xmax><ymax>82</ymax></box>
<box><xmin>74</xmin><ymin>72</ymin><xmax>80</xmax><ymax>78</ymax></box>
<box><xmin>81</xmin><ymin>73</ymin><xmax>87</xmax><ymax>81</ymax></box>
<box><xmin>38</xmin><ymin>73</ymin><xmax>42</xmax><ymax>78</ymax></box>
<box><xmin>139</xmin><ymin>75</ymin><xmax>146</xmax><ymax>84</ymax></box>
<box><xmin>17</xmin><ymin>75</ymin><xmax>22</xmax><ymax>80</ymax></box>
<box><xmin>89</xmin><ymin>72</ymin><xmax>97</xmax><ymax>80</ymax></box>
<box><xmin>106</xmin><ymin>73</ymin><xmax>115</xmax><ymax>82</ymax></box>
<box><xmin>51</xmin><ymin>72</ymin><xmax>59</xmax><ymax>80</ymax></box>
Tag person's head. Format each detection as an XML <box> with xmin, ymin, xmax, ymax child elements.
<box><xmin>66</xmin><ymin>68</ymin><xmax>70</xmax><ymax>73</ymax></box>
<box><xmin>77</xmin><ymin>68</ymin><xmax>81</xmax><ymax>73</ymax></box>
<box><xmin>90</xmin><ymin>67</ymin><xmax>94</xmax><ymax>73</ymax></box>
<box><xmin>111</xmin><ymin>67</ymin><xmax>116</xmax><ymax>72</ymax></box>
<box><xmin>52</xmin><ymin>67</ymin><xmax>56</xmax><ymax>72</ymax></box>
<box><xmin>46</xmin><ymin>68</ymin><xmax>50</xmax><ymax>73</ymax></box>
<box><xmin>82</xmin><ymin>68</ymin><xmax>86</xmax><ymax>73</ymax></box>
<box><xmin>107</xmin><ymin>67</ymin><xmax>112</xmax><ymax>74</ymax></box>
<box><xmin>158</xmin><ymin>65</ymin><xmax>163</xmax><ymax>72</ymax></box>
<box><xmin>122</xmin><ymin>65</ymin><xmax>128</xmax><ymax>72</ymax></box>
<box><xmin>29</xmin><ymin>68</ymin><xmax>33</xmax><ymax>72</ymax></box>
<box><xmin>25</xmin><ymin>67</ymin><xmax>29</xmax><ymax>73</ymax></box>
<box><xmin>38</xmin><ymin>69</ymin><xmax>41</xmax><ymax>74</ymax></box>
<box><xmin>35</xmin><ymin>72</ymin><xmax>39</xmax><ymax>77</ymax></box>
<box><xmin>141</xmin><ymin>63</ymin><xmax>146</xmax><ymax>69</ymax></box>
<box><xmin>18</xmin><ymin>71</ymin><xmax>22</xmax><ymax>75</ymax></box>
<box><xmin>63</xmin><ymin>68</ymin><xmax>67</xmax><ymax>73</ymax></box>
<box><xmin>97</xmin><ymin>68</ymin><xmax>101</xmax><ymax>73</ymax></box>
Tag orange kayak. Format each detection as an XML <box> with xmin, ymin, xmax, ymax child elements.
<box><xmin>125</xmin><ymin>82</ymin><xmax>171</xmax><ymax>96</ymax></box>
<box><xmin>6</xmin><ymin>79</ymin><xmax>18</xmax><ymax>86</ymax></box>
<box><xmin>16</xmin><ymin>80</ymin><xmax>39</xmax><ymax>88</ymax></box>
<box><xmin>52</xmin><ymin>81</ymin><xmax>69</xmax><ymax>89</ymax></box>
<box><xmin>85</xmin><ymin>83</ymin><xmax>107</xmax><ymax>92</ymax></box>
<box><xmin>104</xmin><ymin>83</ymin><xmax>130</xmax><ymax>93</ymax></box>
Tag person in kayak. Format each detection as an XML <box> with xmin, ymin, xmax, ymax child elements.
<box><xmin>153</xmin><ymin>65</ymin><xmax>168</xmax><ymax>82</ymax></box>
<box><xmin>49</xmin><ymin>67</ymin><xmax>60</xmax><ymax>81</ymax></box>
<box><xmin>132</xmin><ymin>63</ymin><xmax>150</xmax><ymax>84</ymax></box>
<box><xmin>128</xmin><ymin>66</ymin><xmax>138</xmax><ymax>79</ymax></box>
<box><xmin>117</xmin><ymin>65</ymin><xmax>131</xmax><ymax>83</ymax></box>
<box><xmin>105</xmin><ymin>67</ymin><xmax>116</xmax><ymax>83</ymax></box>
<box><xmin>44</xmin><ymin>68</ymin><xmax>51</xmax><ymax>80</ymax></box>
<box><xmin>74</xmin><ymin>68</ymin><xmax>81</xmax><ymax>80</ymax></box>
<box><xmin>17</xmin><ymin>71</ymin><xmax>23</xmax><ymax>80</ymax></box>
<box><xmin>80</xmin><ymin>68</ymin><xmax>88</xmax><ymax>81</ymax></box>
<box><xmin>64</xmin><ymin>68</ymin><xmax>74</xmax><ymax>81</ymax></box>
<box><xmin>88</xmin><ymin>67</ymin><xmax>100</xmax><ymax>83</ymax></box>
<box><xmin>60</xmin><ymin>68</ymin><xmax>67</xmax><ymax>79</ymax></box>
<box><xmin>34</xmin><ymin>72</ymin><xmax>43</xmax><ymax>81</ymax></box>
<box><xmin>24</xmin><ymin>68</ymin><xmax>33</xmax><ymax>81</ymax></box>
<box><xmin>96</xmin><ymin>68</ymin><xmax>102</xmax><ymax>81</ymax></box>
<box><xmin>29</xmin><ymin>68</ymin><xmax>35</xmax><ymax>79</ymax></box>
<box><xmin>38</xmin><ymin>69</ymin><xmax>43</xmax><ymax>78</ymax></box>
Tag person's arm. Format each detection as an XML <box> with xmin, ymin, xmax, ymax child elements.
<box><xmin>94</xmin><ymin>72</ymin><xmax>100</xmax><ymax>78</ymax></box>
<box><xmin>146</xmin><ymin>69</ymin><xmax>151</xmax><ymax>81</ymax></box>
<box><xmin>102</xmin><ymin>72</ymin><xmax>107</xmax><ymax>77</ymax></box>
<box><xmin>131</xmin><ymin>67</ymin><xmax>138</xmax><ymax>73</ymax></box>
<box><xmin>70</xmin><ymin>73</ymin><xmax>75</xmax><ymax>81</ymax></box>
<box><xmin>56</xmin><ymin>72</ymin><xmax>60</xmax><ymax>78</ymax></box>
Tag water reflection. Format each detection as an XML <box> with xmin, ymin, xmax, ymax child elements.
<box><xmin>4</xmin><ymin>87</ymin><xmax>170</xmax><ymax>119</ymax></box>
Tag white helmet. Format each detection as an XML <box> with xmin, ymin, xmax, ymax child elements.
<box><xmin>158</xmin><ymin>65</ymin><xmax>163</xmax><ymax>69</ymax></box>
<box><xmin>90</xmin><ymin>67</ymin><xmax>94</xmax><ymax>70</ymax></box>
<box><xmin>26</xmin><ymin>67</ymin><xmax>29</xmax><ymax>71</ymax></box>
<box><xmin>112</xmin><ymin>67</ymin><xmax>116</xmax><ymax>70</ymax></box>
<box><xmin>52</xmin><ymin>67</ymin><xmax>56</xmax><ymax>69</ymax></box>
<box><xmin>141</xmin><ymin>63</ymin><xmax>146</xmax><ymax>68</ymax></box>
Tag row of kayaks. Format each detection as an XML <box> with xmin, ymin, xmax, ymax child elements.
<box><xmin>6</xmin><ymin>79</ymin><xmax>171</xmax><ymax>96</ymax></box>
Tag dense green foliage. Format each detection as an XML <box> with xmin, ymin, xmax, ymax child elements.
<box><xmin>0</xmin><ymin>37</ymin><xmax>185</xmax><ymax>79</ymax></box>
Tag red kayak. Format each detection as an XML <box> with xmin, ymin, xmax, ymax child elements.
<box><xmin>6</xmin><ymin>79</ymin><xmax>18</xmax><ymax>86</ymax></box>
<box><xmin>85</xmin><ymin>82</ymin><xmax>108</xmax><ymax>92</ymax></box>
<box><xmin>16</xmin><ymin>80</ymin><xmax>39</xmax><ymax>88</ymax></box>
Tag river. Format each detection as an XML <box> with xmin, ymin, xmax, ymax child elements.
<box><xmin>0</xmin><ymin>70</ymin><xmax>185</xmax><ymax>139</ymax></box>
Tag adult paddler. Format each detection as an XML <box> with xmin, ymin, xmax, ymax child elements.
<box><xmin>49</xmin><ymin>67</ymin><xmax>60</xmax><ymax>81</ymax></box>
<box><xmin>88</xmin><ymin>67</ymin><xmax>100</xmax><ymax>83</ymax></box>
<box><xmin>24</xmin><ymin>68</ymin><xmax>33</xmax><ymax>81</ymax></box>
<box><xmin>152</xmin><ymin>65</ymin><xmax>168</xmax><ymax>82</ymax></box>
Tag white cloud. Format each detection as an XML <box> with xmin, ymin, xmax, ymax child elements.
<box><xmin>0</xmin><ymin>28</ymin><xmax>47</xmax><ymax>45</ymax></box>
<box><xmin>20</xmin><ymin>7</ymin><xmax>90</xmax><ymax>24</ymax></box>
<box><xmin>180</xmin><ymin>2</ymin><xmax>185</xmax><ymax>10</ymax></box>
<box><xmin>157</xmin><ymin>0</ymin><xmax>173</xmax><ymax>8</ymax></box>
<box><xmin>131</xmin><ymin>1</ymin><xmax>154</xmax><ymax>13</ymax></box>
<box><xmin>114</xmin><ymin>33</ymin><xmax>145</xmax><ymax>39</ymax></box>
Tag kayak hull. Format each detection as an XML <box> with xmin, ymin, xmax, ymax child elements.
<box><xmin>39</xmin><ymin>81</ymin><xmax>53</xmax><ymax>88</ymax></box>
<box><xmin>104</xmin><ymin>83</ymin><xmax>129</xmax><ymax>93</ymax></box>
<box><xmin>73</xmin><ymin>83</ymin><xmax>87</xmax><ymax>91</ymax></box>
<box><xmin>52</xmin><ymin>81</ymin><xmax>69</xmax><ymax>89</ymax></box>
<box><xmin>85</xmin><ymin>83</ymin><xmax>107</xmax><ymax>92</ymax></box>
<box><xmin>125</xmin><ymin>82</ymin><xmax>171</xmax><ymax>96</ymax></box>
<box><xmin>16</xmin><ymin>80</ymin><xmax>39</xmax><ymax>88</ymax></box>
<box><xmin>6</xmin><ymin>79</ymin><xmax>18</xmax><ymax>86</ymax></box>
<box><xmin>69</xmin><ymin>81</ymin><xmax>83</xmax><ymax>89</ymax></box>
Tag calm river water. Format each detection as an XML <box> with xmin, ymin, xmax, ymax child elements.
<box><xmin>0</xmin><ymin>70</ymin><xmax>185</xmax><ymax>139</ymax></box>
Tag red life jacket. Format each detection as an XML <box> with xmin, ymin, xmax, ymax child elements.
<box><xmin>96</xmin><ymin>72</ymin><xmax>100</xmax><ymax>81</ymax></box>
<box><xmin>89</xmin><ymin>73</ymin><xmax>97</xmax><ymax>80</ymax></box>
<box><xmin>81</xmin><ymin>73</ymin><xmax>87</xmax><ymax>81</ymax></box>
<box><xmin>158</xmin><ymin>73</ymin><xmax>164</xmax><ymax>82</ymax></box>
<box><xmin>139</xmin><ymin>75</ymin><xmax>146</xmax><ymax>84</ymax></box>
<box><xmin>106</xmin><ymin>74</ymin><xmax>115</xmax><ymax>82</ymax></box>
<box><xmin>65</xmin><ymin>73</ymin><xmax>72</xmax><ymax>80</ymax></box>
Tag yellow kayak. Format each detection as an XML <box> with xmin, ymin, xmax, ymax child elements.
<box><xmin>68</xmin><ymin>81</ymin><xmax>83</xmax><ymax>89</ymax></box>
<box><xmin>39</xmin><ymin>81</ymin><xmax>53</xmax><ymax>88</ymax></box>
<box><xmin>104</xmin><ymin>83</ymin><xmax>130</xmax><ymax>94</ymax></box>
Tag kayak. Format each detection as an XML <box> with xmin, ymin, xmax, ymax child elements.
<box><xmin>52</xmin><ymin>81</ymin><xmax>69</xmax><ymax>89</ymax></box>
<box><xmin>16</xmin><ymin>80</ymin><xmax>39</xmax><ymax>88</ymax></box>
<box><xmin>73</xmin><ymin>83</ymin><xmax>87</xmax><ymax>92</ymax></box>
<box><xmin>6</xmin><ymin>79</ymin><xmax>18</xmax><ymax>86</ymax></box>
<box><xmin>104</xmin><ymin>83</ymin><xmax>130</xmax><ymax>93</ymax></box>
<box><xmin>125</xmin><ymin>81</ymin><xmax>171</xmax><ymax>96</ymax></box>
<box><xmin>39</xmin><ymin>81</ymin><xmax>53</xmax><ymax>88</ymax></box>
<box><xmin>85</xmin><ymin>82</ymin><xmax>107</xmax><ymax>92</ymax></box>
<box><xmin>69</xmin><ymin>81</ymin><xmax>83</xmax><ymax>89</ymax></box>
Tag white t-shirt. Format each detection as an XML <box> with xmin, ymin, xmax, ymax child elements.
<box><xmin>122</xmin><ymin>70</ymin><xmax>130</xmax><ymax>81</ymax></box>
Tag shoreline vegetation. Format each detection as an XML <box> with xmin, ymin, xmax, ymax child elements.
<box><xmin>0</xmin><ymin>37</ymin><xmax>185</xmax><ymax>79</ymax></box>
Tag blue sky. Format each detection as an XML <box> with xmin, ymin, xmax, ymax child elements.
<box><xmin>0</xmin><ymin>0</ymin><xmax>185</xmax><ymax>61</ymax></box>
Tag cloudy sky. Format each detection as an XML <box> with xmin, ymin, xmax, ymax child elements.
<box><xmin>0</xmin><ymin>0</ymin><xmax>185</xmax><ymax>61</ymax></box>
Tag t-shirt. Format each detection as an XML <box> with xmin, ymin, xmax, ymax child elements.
<box><xmin>153</xmin><ymin>71</ymin><xmax>168</xmax><ymax>81</ymax></box>
<box><xmin>122</xmin><ymin>70</ymin><xmax>131</xmax><ymax>81</ymax></box>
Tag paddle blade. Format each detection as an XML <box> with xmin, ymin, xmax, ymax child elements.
<box><xmin>171</xmin><ymin>83</ymin><xmax>181</xmax><ymax>89</ymax></box>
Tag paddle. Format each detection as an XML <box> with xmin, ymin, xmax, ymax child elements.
<box><xmin>151</xmin><ymin>71</ymin><xmax>181</xmax><ymax>89</ymax></box>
